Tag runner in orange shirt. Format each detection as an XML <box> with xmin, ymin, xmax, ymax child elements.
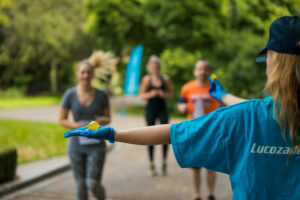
<box><xmin>178</xmin><ymin>60</ymin><xmax>219</xmax><ymax>200</ymax></box>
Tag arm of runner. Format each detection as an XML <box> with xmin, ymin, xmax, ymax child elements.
<box><xmin>158</xmin><ymin>76</ymin><xmax>174</xmax><ymax>99</ymax></box>
<box><xmin>177</xmin><ymin>103</ymin><xmax>188</xmax><ymax>114</ymax></box>
<box><xmin>58</xmin><ymin>107</ymin><xmax>88</xmax><ymax>129</ymax></box>
<box><xmin>177</xmin><ymin>83</ymin><xmax>188</xmax><ymax>114</ymax></box>
<box><xmin>139</xmin><ymin>76</ymin><xmax>158</xmax><ymax>100</ymax></box>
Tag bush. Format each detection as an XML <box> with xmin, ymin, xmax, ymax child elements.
<box><xmin>3</xmin><ymin>87</ymin><xmax>26</xmax><ymax>98</ymax></box>
<box><xmin>0</xmin><ymin>148</ymin><xmax>17</xmax><ymax>184</ymax></box>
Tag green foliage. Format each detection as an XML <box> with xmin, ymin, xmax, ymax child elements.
<box><xmin>160</xmin><ymin>48</ymin><xmax>202</xmax><ymax>109</ymax></box>
<box><xmin>1</xmin><ymin>0</ymin><xmax>299</xmax><ymax>100</ymax></box>
<box><xmin>0</xmin><ymin>0</ymin><xmax>100</xmax><ymax>93</ymax></box>
<box><xmin>0</xmin><ymin>148</ymin><xmax>17</xmax><ymax>183</ymax></box>
<box><xmin>2</xmin><ymin>87</ymin><xmax>26</xmax><ymax>98</ymax></box>
<box><xmin>0</xmin><ymin>119</ymin><xmax>68</xmax><ymax>164</ymax></box>
<box><xmin>205</xmin><ymin>30</ymin><xmax>268</xmax><ymax>98</ymax></box>
<box><xmin>83</xmin><ymin>0</ymin><xmax>299</xmax><ymax>103</ymax></box>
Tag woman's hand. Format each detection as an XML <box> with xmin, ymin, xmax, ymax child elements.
<box><xmin>157</xmin><ymin>89</ymin><xmax>165</xmax><ymax>98</ymax></box>
<box><xmin>59</xmin><ymin>107</ymin><xmax>89</xmax><ymax>129</ymax></box>
<box><xmin>208</xmin><ymin>77</ymin><xmax>228</xmax><ymax>103</ymax></box>
<box><xmin>149</xmin><ymin>90</ymin><xmax>158</xmax><ymax>98</ymax></box>
<box><xmin>139</xmin><ymin>76</ymin><xmax>160</xmax><ymax>100</ymax></box>
<box><xmin>177</xmin><ymin>103</ymin><xmax>188</xmax><ymax>114</ymax></box>
<box><xmin>76</xmin><ymin>121</ymin><xmax>90</xmax><ymax>128</ymax></box>
<box><xmin>94</xmin><ymin>115</ymin><xmax>110</xmax><ymax>126</ymax></box>
<box><xmin>208</xmin><ymin>77</ymin><xmax>247</xmax><ymax>106</ymax></box>
<box><xmin>64</xmin><ymin>125</ymin><xmax>115</xmax><ymax>143</ymax></box>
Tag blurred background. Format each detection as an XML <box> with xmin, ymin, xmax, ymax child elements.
<box><xmin>0</xmin><ymin>0</ymin><xmax>299</xmax><ymax>199</ymax></box>
<box><xmin>1</xmin><ymin>0</ymin><xmax>299</xmax><ymax>101</ymax></box>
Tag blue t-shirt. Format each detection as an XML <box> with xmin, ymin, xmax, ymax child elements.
<box><xmin>171</xmin><ymin>96</ymin><xmax>300</xmax><ymax>200</ymax></box>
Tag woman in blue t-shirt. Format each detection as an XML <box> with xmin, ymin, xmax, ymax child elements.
<box><xmin>64</xmin><ymin>16</ymin><xmax>300</xmax><ymax>200</ymax></box>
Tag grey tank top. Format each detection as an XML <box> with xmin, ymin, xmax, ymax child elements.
<box><xmin>61</xmin><ymin>87</ymin><xmax>109</xmax><ymax>153</ymax></box>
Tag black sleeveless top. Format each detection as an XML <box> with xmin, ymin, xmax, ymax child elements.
<box><xmin>146</xmin><ymin>77</ymin><xmax>167</xmax><ymax>110</ymax></box>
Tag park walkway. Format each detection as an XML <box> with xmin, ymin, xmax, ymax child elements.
<box><xmin>0</xmin><ymin>102</ymin><xmax>233</xmax><ymax>200</ymax></box>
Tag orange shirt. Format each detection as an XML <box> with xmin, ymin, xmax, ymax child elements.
<box><xmin>179</xmin><ymin>80</ymin><xmax>220</xmax><ymax>119</ymax></box>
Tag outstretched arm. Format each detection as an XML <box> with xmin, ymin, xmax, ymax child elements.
<box><xmin>64</xmin><ymin>123</ymin><xmax>171</xmax><ymax>145</ymax></box>
<box><xmin>115</xmin><ymin>124</ymin><xmax>171</xmax><ymax>145</ymax></box>
<box><xmin>208</xmin><ymin>76</ymin><xmax>247</xmax><ymax>106</ymax></box>
<box><xmin>221</xmin><ymin>94</ymin><xmax>246</xmax><ymax>106</ymax></box>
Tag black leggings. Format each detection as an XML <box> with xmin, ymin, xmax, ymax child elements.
<box><xmin>145</xmin><ymin>108</ymin><xmax>169</xmax><ymax>162</ymax></box>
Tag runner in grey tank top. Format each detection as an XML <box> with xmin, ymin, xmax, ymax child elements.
<box><xmin>59</xmin><ymin>59</ymin><xmax>110</xmax><ymax>200</ymax></box>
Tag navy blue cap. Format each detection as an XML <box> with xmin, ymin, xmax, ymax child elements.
<box><xmin>256</xmin><ymin>16</ymin><xmax>300</xmax><ymax>62</ymax></box>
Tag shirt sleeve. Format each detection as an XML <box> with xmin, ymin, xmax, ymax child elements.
<box><xmin>178</xmin><ymin>85</ymin><xmax>188</xmax><ymax>103</ymax></box>
<box><xmin>61</xmin><ymin>89</ymin><xmax>72</xmax><ymax>110</ymax></box>
<box><xmin>170</xmin><ymin>108</ymin><xmax>230</xmax><ymax>174</ymax></box>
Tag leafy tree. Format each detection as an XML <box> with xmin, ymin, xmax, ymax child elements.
<box><xmin>0</xmin><ymin>0</ymin><xmax>100</xmax><ymax>94</ymax></box>
<box><xmin>84</xmin><ymin>0</ymin><xmax>299</xmax><ymax>102</ymax></box>
<box><xmin>1</xmin><ymin>0</ymin><xmax>299</xmax><ymax>98</ymax></box>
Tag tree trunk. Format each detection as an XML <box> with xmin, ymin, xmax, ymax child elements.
<box><xmin>50</xmin><ymin>61</ymin><xmax>58</xmax><ymax>94</ymax></box>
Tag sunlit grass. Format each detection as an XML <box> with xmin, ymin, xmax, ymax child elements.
<box><xmin>0</xmin><ymin>119</ymin><xmax>68</xmax><ymax>164</ymax></box>
<box><xmin>0</xmin><ymin>96</ymin><xmax>61</xmax><ymax>109</ymax></box>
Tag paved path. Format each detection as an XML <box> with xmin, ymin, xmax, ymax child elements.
<box><xmin>0</xmin><ymin>96</ymin><xmax>146</xmax><ymax>123</ymax></box>
<box><xmin>0</xmin><ymin>105</ymin><xmax>233</xmax><ymax>200</ymax></box>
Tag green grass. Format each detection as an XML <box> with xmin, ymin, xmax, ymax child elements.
<box><xmin>0</xmin><ymin>119</ymin><xmax>68</xmax><ymax>164</ymax></box>
<box><xmin>0</xmin><ymin>96</ymin><xmax>61</xmax><ymax>109</ymax></box>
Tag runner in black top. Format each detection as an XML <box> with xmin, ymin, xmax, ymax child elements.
<box><xmin>140</xmin><ymin>55</ymin><xmax>174</xmax><ymax>176</ymax></box>
<box><xmin>146</xmin><ymin>76</ymin><xmax>167</xmax><ymax>110</ymax></box>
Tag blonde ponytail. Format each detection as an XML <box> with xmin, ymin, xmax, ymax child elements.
<box><xmin>88</xmin><ymin>51</ymin><xmax>119</xmax><ymax>80</ymax></box>
<box><xmin>265</xmin><ymin>50</ymin><xmax>300</xmax><ymax>149</ymax></box>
